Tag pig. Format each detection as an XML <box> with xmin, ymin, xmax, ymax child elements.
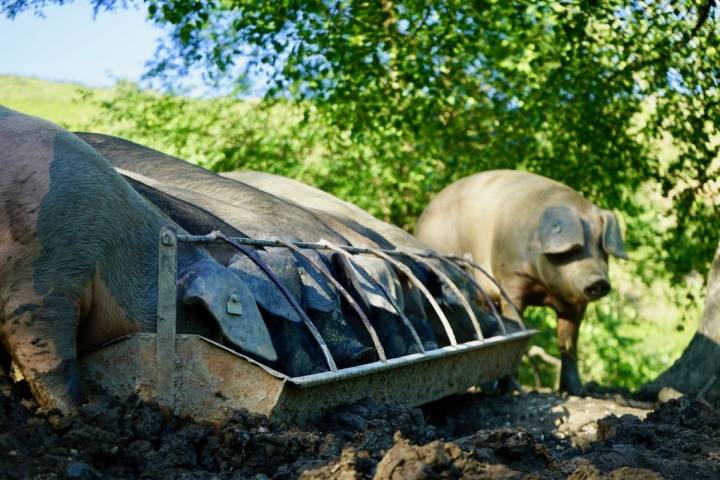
<box><xmin>0</xmin><ymin>107</ymin><xmax>276</xmax><ymax>413</ymax></box>
<box><xmin>225</xmin><ymin>171</ymin><xmax>506</xmax><ymax>343</ymax></box>
<box><xmin>75</xmin><ymin>133</ymin><xmax>427</xmax><ymax>358</ymax></box>
<box><xmin>120</xmin><ymin>173</ymin><xmax>374</xmax><ymax>374</ymax></box>
<box><xmin>415</xmin><ymin>170</ymin><xmax>628</xmax><ymax>395</ymax></box>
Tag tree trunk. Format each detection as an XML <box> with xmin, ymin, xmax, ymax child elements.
<box><xmin>641</xmin><ymin>241</ymin><xmax>720</xmax><ymax>404</ymax></box>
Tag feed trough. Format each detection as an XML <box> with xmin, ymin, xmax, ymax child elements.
<box><xmin>79</xmin><ymin>229</ymin><xmax>535</xmax><ymax>425</ymax></box>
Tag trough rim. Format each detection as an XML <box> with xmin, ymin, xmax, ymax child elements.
<box><xmin>82</xmin><ymin>329</ymin><xmax>535</xmax><ymax>388</ymax></box>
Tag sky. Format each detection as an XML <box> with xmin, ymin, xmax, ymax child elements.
<box><xmin>0</xmin><ymin>0</ymin><xmax>162</xmax><ymax>87</ymax></box>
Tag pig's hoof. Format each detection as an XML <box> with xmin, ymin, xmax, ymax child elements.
<box><xmin>559</xmin><ymin>380</ymin><xmax>585</xmax><ymax>397</ymax></box>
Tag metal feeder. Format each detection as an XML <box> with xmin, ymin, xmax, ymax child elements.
<box><xmin>79</xmin><ymin>229</ymin><xmax>535</xmax><ymax>425</ymax></box>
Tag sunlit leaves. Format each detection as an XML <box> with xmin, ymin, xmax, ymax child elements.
<box><xmin>5</xmin><ymin>0</ymin><xmax>719</xmax><ymax>279</ymax></box>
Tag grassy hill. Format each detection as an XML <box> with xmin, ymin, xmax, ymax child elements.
<box><xmin>0</xmin><ymin>75</ymin><xmax>113</xmax><ymax>128</ymax></box>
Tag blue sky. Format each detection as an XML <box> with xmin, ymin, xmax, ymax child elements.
<box><xmin>0</xmin><ymin>0</ymin><xmax>162</xmax><ymax>87</ymax></box>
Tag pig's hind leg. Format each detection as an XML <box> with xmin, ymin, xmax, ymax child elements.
<box><xmin>2</xmin><ymin>290</ymin><xmax>83</xmax><ymax>413</ymax></box>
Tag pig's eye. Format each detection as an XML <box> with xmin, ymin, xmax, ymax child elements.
<box><xmin>546</xmin><ymin>245</ymin><xmax>582</xmax><ymax>263</ymax></box>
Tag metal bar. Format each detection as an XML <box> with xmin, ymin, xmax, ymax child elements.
<box><xmin>364</xmin><ymin>247</ymin><xmax>457</xmax><ymax>346</ymax></box>
<box><xmin>275</xmin><ymin>238</ymin><xmax>388</xmax><ymax>362</ymax></box>
<box><xmin>405</xmin><ymin>254</ymin><xmax>483</xmax><ymax>340</ymax></box>
<box><xmin>175</xmin><ymin>231</ymin><xmax>520</xmax><ymax>332</ymax></box>
<box><xmin>431</xmin><ymin>256</ymin><xmax>506</xmax><ymax>334</ymax></box>
<box><xmin>194</xmin><ymin>328</ymin><xmax>536</xmax><ymax>385</ymax></box>
<box><xmin>177</xmin><ymin>232</ymin><xmax>432</xmax><ymax>258</ymax></box>
<box><xmin>446</xmin><ymin>255</ymin><xmax>526</xmax><ymax>330</ymax></box>
<box><xmin>156</xmin><ymin>227</ymin><xmax>178</xmax><ymax>408</ymax></box>
<box><xmin>322</xmin><ymin>241</ymin><xmax>426</xmax><ymax>353</ymax></box>
<box><xmin>288</xmin><ymin>330</ymin><xmax>536</xmax><ymax>387</ymax></box>
<box><xmin>215</xmin><ymin>233</ymin><xmax>338</xmax><ymax>372</ymax></box>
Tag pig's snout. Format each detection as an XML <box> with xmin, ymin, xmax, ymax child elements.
<box><xmin>584</xmin><ymin>278</ymin><xmax>611</xmax><ymax>300</ymax></box>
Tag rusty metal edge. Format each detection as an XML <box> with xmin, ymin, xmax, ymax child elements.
<box><xmin>80</xmin><ymin>330</ymin><xmax>535</xmax><ymax>425</ymax></box>
<box><xmin>192</xmin><ymin>329</ymin><xmax>536</xmax><ymax>388</ymax></box>
<box><xmin>272</xmin><ymin>330</ymin><xmax>534</xmax><ymax>424</ymax></box>
<box><xmin>156</xmin><ymin>226</ymin><xmax>178</xmax><ymax>409</ymax></box>
<box><xmin>94</xmin><ymin>328</ymin><xmax>536</xmax><ymax>389</ymax></box>
<box><xmin>287</xmin><ymin>330</ymin><xmax>535</xmax><ymax>387</ymax></box>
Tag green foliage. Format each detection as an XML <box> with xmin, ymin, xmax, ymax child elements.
<box><xmin>77</xmin><ymin>81</ymin><xmax>446</xmax><ymax>225</ymax></box>
<box><xmin>134</xmin><ymin>0</ymin><xmax>720</xmax><ymax>281</ymax></box>
<box><xmin>0</xmin><ymin>75</ymin><xmax>111</xmax><ymax>128</ymax></box>
<box><xmin>82</xmin><ymin>81</ymin><xmax>329</xmax><ymax>175</ymax></box>
<box><xmin>5</xmin><ymin>1</ymin><xmax>720</xmax><ymax>279</ymax></box>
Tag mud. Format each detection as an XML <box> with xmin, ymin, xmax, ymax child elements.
<box><xmin>1</xmin><ymin>372</ymin><xmax>718</xmax><ymax>479</ymax></box>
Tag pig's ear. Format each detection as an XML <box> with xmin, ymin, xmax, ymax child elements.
<box><xmin>181</xmin><ymin>259</ymin><xmax>278</xmax><ymax>362</ymax></box>
<box><xmin>227</xmin><ymin>251</ymin><xmax>303</xmax><ymax>323</ymax></box>
<box><xmin>538</xmin><ymin>206</ymin><xmax>584</xmax><ymax>254</ymax></box>
<box><xmin>600</xmin><ymin>210</ymin><xmax>629</xmax><ymax>259</ymax></box>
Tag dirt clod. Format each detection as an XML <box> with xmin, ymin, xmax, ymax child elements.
<box><xmin>1</xmin><ymin>372</ymin><xmax>718</xmax><ymax>479</ymax></box>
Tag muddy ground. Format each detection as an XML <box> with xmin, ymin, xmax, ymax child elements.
<box><xmin>1</xmin><ymin>374</ymin><xmax>718</xmax><ymax>479</ymax></box>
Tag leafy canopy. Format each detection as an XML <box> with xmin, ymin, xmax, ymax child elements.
<box><xmin>4</xmin><ymin>0</ymin><xmax>720</xmax><ymax>279</ymax></box>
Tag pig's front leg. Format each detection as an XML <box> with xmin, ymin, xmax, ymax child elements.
<box><xmin>2</xmin><ymin>291</ymin><xmax>84</xmax><ymax>414</ymax></box>
<box><xmin>556</xmin><ymin>305</ymin><xmax>586</xmax><ymax>396</ymax></box>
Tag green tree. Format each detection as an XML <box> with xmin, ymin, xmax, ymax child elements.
<box><xmin>4</xmin><ymin>1</ymin><xmax>718</xmax><ymax>279</ymax></box>
<box><xmin>6</xmin><ymin>1</ymin><xmax>718</xmax><ymax>276</ymax></box>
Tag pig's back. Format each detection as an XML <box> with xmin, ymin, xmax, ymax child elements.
<box><xmin>416</xmin><ymin>170</ymin><xmax>578</xmax><ymax>266</ymax></box>
<box><xmin>228</xmin><ymin>171</ymin><xmax>433</xmax><ymax>251</ymax></box>
<box><xmin>225</xmin><ymin>171</ymin><xmax>366</xmax><ymax>220</ymax></box>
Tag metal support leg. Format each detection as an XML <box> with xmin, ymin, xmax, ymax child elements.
<box><xmin>156</xmin><ymin>226</ymin><xmax>178</xmax><ymax>408</ymax></box>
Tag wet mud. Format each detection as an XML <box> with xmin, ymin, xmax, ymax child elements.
<box><xmin>1</xmin><ymin>373</ymin><xmax>717</xmax><ymax>479</ymax></box>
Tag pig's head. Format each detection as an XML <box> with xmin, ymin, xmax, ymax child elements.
<box><xmin>177</xmin><ymin>258</ymin><xmax>278</xmax><ymax>362</ymax></box>
<box><xmin>535</xmin><ymin>205</ymin><xmax>628</xmax><ymax>306</ymax></box>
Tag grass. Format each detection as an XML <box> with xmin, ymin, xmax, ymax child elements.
<box><xmin>0</xmin><ymin>75</ymin><xmax>112</xmax><ymax>128</ymax></box>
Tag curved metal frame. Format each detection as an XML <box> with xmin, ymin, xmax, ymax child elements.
<box><xmin>405</xmin><ymin>254</ymin><xmax>483</xmax><ymax>340</ymax></box>
<box><xmin>443</xmin><ymin>254</ymin><xmax>526</xmax><ymax>330</ymax></box>
<box><xmin>432</xmin><ymin>256</ymin><xmax>507</xmax><ymax>335</ymax></box>
<box><xmin>274</xmin><ymin>238</ymin><xmax>388</xmax><ymax>362</ymax></box>
<box><xmin>364</xmin><ymin>247</ymin><xmax>458</xmax><ymax>346</ymax></box>
<box><xmin>172</xmin><ymin>231</ymin><xmax>526</xmax><ymax>343</ymax></box>
<box><xmin>216</xmin><ymin>232</ymin><xmax>338</xmax><ymax>372</ymax></box>
<box><xmin>321</xmin><ymin>240</ymin><xmax>427</xmax><ymax>353</ymax></box>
